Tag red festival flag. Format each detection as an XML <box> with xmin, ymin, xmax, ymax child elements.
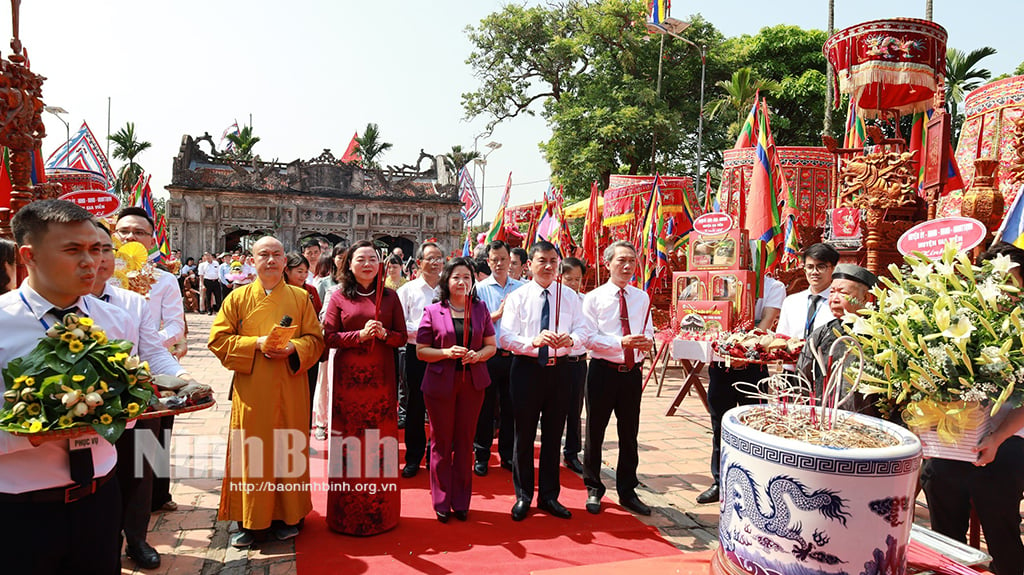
<box><xmin>340</xmin><ymin>132</ymin><xmax>361</xmax><ymax>164</ymax></box>
<box><xmin>746</xmin><ymin>99</ymin><xmax>785</xmax><ymax>295</ymax></box>
<box><xmin>485</xmin><ymin>172</ymin><xmax>512</xmax><ymax>243</ymax></box>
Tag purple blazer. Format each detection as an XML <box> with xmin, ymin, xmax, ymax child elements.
<box><xmin>416</xmin><ymin>299</ymin><xmax>494</xmax><ymax>395</ymax></box>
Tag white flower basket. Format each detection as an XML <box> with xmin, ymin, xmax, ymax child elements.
<box><xmin>913</xmin><ymin>403</ymin><xmax>991</xmax><ymax>463</ymax></box>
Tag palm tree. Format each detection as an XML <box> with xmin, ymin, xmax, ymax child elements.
<box><xmin>705</xmin><ymin>67</ymin><xmax>781</xmax><ymax>139</ymax></box>
<box><xmin>946</xmin><ymin>47</ymin><xmax>997</xmax><ymax>144</ymax></box>
<box><xmin>225</xmin><ymin>124</ymin><xmax>261</xmax><ymax>160</ymax></box>
<box><xmin>108</xmin><ymin>122</ymin><xmax>152</xmax><ymax>196</ymax></box>
<box><xmin>353</xmin><ymin>123</ymin><xmax>392</xmax><ymax>170</ymax></box>
<box><xmin>443</xmin><ymin>144</ymin><xmax>481</xmax><ymax>174</ymax></box>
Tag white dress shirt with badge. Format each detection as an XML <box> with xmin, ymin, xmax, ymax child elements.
<box><xmin>755</xmin><ymin>276</ymin><xmax>788</xmax><ymax>324</ymax></box>
<box><xmin>143</xmin><ymin>269</ymin><xmax>186</xmax><ymax>349</ymax></box>
<box><xmin>499</xmin><ymin>280</ymin><xmax>591</xmax><ymax>358</ymax></box>
<box><xmin>582</xmin><ymin>282</ymin><xmax>654</xmax><ymax>364</ymax></box>
<box><xmin>397</xmin><ymin>276</ymin><xmax>440</xmax><ymax>341</ymax></box>
<box><xmin>92</xmin><ymin>283</ymin><xmax>186</xmax><ymax>377</ymax></box>
<box><xmin>0</xmin><ymin>283</ymin><xmax>135</xmax><ymax>493</ymax></box>
<box><xmin>776</xmin><ymin>287</ymin><xmax>832</xmax><ymax>340</ymax></box>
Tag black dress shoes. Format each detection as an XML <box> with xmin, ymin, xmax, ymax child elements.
<box><xmin>436</xmin><ymin>511</ymin><xmax>449</xmax><ymax>523</ymax></box>
<box><xmin>538</xmin><ymin>499</ymin><xmax>572</xmax><ymax>519</ymax></box>
<box><xmin>563</xmin><ymin>456</ymin><xmax>583</xmax><ymax>474</ymax></box>
<box><xmin>697</xmin><ymin>483</ymin><xmax>720</xmax><ymax>504</ymax></box>
<box><xmin>620</xmin><ymin>494</ymin><xmax>652</xmax><ymax>516</ymax></box>
<box><xmin>126</xmin><ymin>541</ymin><xmax>161</xmax><ymax>569</ymax></box>
<box><xmin>453</xmin><ymin>510</ymin><xmax>469</xmax><ymax>522</ymax></box>
<box><xmin>401</xmin><ymin>464</ymin><xmax>419</xmax><ymax>478</ymax></box>
<box><xmin>500</xmin><ymin>459</ymin><xmax>513</xmax><ymax>471</ymax></box>
<box><xmin>585</xmin><ymin>495</ymin><xmax>601</xmax><ymax>515</ymax></box>
<box><xmin>473</xmin><ymin>460</ymin><xmax>488</xmax><ymax>477</ymax></box>
<box><xmin>511</xmin><ymin>500</ymin><xmax>530</xmax><ymax>521</ymax></box>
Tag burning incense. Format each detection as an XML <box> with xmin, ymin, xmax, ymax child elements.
<box><xmin>370</xmin><ymin>261</ymin><xmax>385</xmax><ymax>351</ymax></box>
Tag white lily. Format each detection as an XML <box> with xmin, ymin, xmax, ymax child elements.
<box><xmin>989</xmin><ymin>253</ymin><xmax>1020</xmax><ymax>278</ymax></box>
<box><xmin>942</xmin><ymin>315</ymin><xmax>976</xmax><ymax>342</ymax></box>
<box><xmin>978</xmin><ymin>280</ymin><xmax>1003</xmax><ymax>307</ymax></box>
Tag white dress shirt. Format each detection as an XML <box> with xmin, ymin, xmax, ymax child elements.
<box><xmin>777</xmin><ymin>287</ymin><xmax>832</xmax><ymax>340</ymax></box>
<box><xmin>582</xmin><ymin>282</ymin><xmax>654</xmax><ymax>364</ymax></box>
<box><xmin>200</xmin><ymin>260</ymin><xmax>220</xmax><ymax>280</ymax></box>
<box><xmin>755</xmin><ymin>276</ymin><xmax>788</xmax><ymax>323</ymax></box>
<box><xmin>476</xmin><ymin>274</ymin><xmax>525</xmax><ymax>345</ymax></box>
<box><xmin>143</xmin><ymin>269</ymin><xmax>186</xmax><ymax>349</ymax></box>
<box><xmin>397</xmin><ymin>276</ymin><xmax>440</xmax><ymax>341</ymax></box>
<box><xmin>0</xmin><ymin>283</ymin><xmax>133</xmax><ymax>493</ymax></box>
<box><xmin>92</xmin><ymin>284</ymin><xmax>185</xmax><ymax>377</ymax></box>
<box><xmin>568</xmin><ymin>290</ymin><xmax>588</xmax><ymax>357</ymax></box>
<box><xmin>499</xmin><ymin>279</ymin><xmax>591</xmax><ymax>358</ymax></box>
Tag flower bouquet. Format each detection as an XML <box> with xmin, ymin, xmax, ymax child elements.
<box><xmin>112</xmin><ymin>240</ymin><xmax>158</xmax><ymax>298</ymax></box>
<box><xmin>225</xmin><ymin>260</ymin><xmax>247</xmax><ymax>283</ymax></box>
<box><xmin>0</xmin><ymin>313</ymin><xmax>157</xmax><ymax>444</ymax></box>
<box><xmin>845</xmin><ymin>242</ymin><xmax>1024</xmax><ymax>461</ymax></box>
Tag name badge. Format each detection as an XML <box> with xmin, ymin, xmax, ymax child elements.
<box><xmin>70</xmin><ymin>436</ymin><xmax>100</xmax><ymax>451</ymax></box>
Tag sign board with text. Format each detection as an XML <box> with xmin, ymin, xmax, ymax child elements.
<box><xmin>897</xmin><ymin>217</ymin><xmax>987</xmax><ymax>259</ymax></box>
<box><xmin>693</xmin><ymin>212</ymin><xmax>734</xmax><ymax>236</ymax></box>
<box><xmin>59</xmin><ymin>189</ymin><xmax>121</xmax><ymax>219</ymax></box>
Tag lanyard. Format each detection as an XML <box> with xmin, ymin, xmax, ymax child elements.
<box><xmin>805</xmin><ymin>295</ymin><xmax>823</xmax><ymax>337</ymax></box>
<box><xmin>19</xmin><ymin>292</ymin><xmax>89</xmax><ymax>330</ymax></box>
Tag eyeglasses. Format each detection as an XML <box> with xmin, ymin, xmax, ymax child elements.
<box><xmin>423</xmin><ymin>257</ymin><xmax>444</xmax><ymax>263</ymax></box>
<box><xmin>803</xmin><ymin>263</ymin><xmax>833</xmax><ymax>273</ymax></box>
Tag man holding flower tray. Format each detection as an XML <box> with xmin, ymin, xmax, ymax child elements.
<box><xmin>0</xmin><ymin>200</ymin><xmax>135</xmax><ymax>574</ymax></box>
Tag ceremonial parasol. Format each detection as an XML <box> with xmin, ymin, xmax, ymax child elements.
<box><xmin>824</xmin><ymin>18</ymin><xmax>947</xmax><ymax>117</ymax></box>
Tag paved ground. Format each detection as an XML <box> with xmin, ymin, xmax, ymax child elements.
<box><xmin>124</xmin><ymin>312</ymin><xmax>948</xmax><ymax>575</ymax></box>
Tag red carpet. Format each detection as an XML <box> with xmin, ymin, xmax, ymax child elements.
<box><xmin>296</xmin><ymin>432</ymin><xmax>680</xmax><ymax>574</ymax></box>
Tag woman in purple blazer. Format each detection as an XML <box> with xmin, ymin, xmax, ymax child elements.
<box><xmin>416</xmin><ymin>257</ymin><xmax>496</xmax><ymax>522</ymax></box>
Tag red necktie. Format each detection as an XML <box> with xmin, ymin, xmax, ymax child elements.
<box><xmin>619</xmin><ymin>288</ymin><xmax>634</xmax><ymax>370</ymax></box>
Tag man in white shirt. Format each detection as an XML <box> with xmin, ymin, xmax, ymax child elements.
<box><xmin>301</xmin><ymin>239</ymin><xmax>322</xmax><ymax>287</ymax></box>
<box><xmin>114</xmin><ymin>207</ymin><xmax>187</xmax><ymax>513</ymax></box>
<box><xmin>580</xmin><ymin>241</ymin><xmax>654</xmax><ymax>516</ymax></box>
<box><xmin>559</xmin><ymin>257</ymin><xmax>588</xmax><ymax>474</ymax></box>
<box><xmin>199</xmin><ymin>252</ymin><xmax>221</xmax><ymax>315</ymax></box>
<box><xmin>397</xmin><ymin>241</ymin><xmax>444</xmax><ymax>478</ymax></box>
<box><xmin>697</xmin><ymin>272</ymin><xmax>786</xmax><ymax>505</ymax></box>
<box><xmin>0</xmin><ymin>199</ymin><xmax>127</xmax><ymax>574</ymax></box>
<box><xmin>776</xmin><ymin>243</ymin><xmax>840</xmax><ymax>342</ymax></box>
<box><xmin>92</xmin><ymin>222</ymin><xmax>209</xmax><ymax>570</ymax></box>
<box><xmin>473</xmin><ymin>240</ymin><xmax>524</xmax><ymax>476</ymax></box>
<box><xmin>500</xmin><ymin>241</ymin><xmax>591</xmax><ymax>521</ymax></box>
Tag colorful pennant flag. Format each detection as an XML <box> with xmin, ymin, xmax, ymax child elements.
<box><xmin>457</xmin><ymin>167</ymin><xmax>482</xmax><ymax>222</ymax></box>
<box><xmin>638</xmin><ymin>176</ymin><xmax>668</xmax><ymax>292</ymax></box>
<box><xmin>485</xmin><ymin>172</ymin><xmax>512</xmax><ymax>243</ymax></box>
<box><xmin>746</xmin><ymin>99</ymin><xmax>785</xmax><ymax>296</ymax></box>
<box><xmin>581</xmin><ymin>181</ymin><xmax>602</xmax><ymax>266</ymax></box>
<box><xmin>995</xmin><ymin>183</ymin><xmax>1024</xmax><ymax>248</ymax></box>
<box><xmin>733</xmin><ymin>95</ymin><xmax>759</xmax><ymax>150</ymax></box>
<box><xmin>843</xmin><ymin>102</ymin><xmax>867</xmax><ymax>151</ymax></box>
<box><xmin>221</xmin><ymin>121</ymin><xmax>240</xmax><ymax>154</ymax></box>
<box><xmin>648</xmin><ymin>0</ymin><xmax>669</xmax><ymax>24</ymax></box>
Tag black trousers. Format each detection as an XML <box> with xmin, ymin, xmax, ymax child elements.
<box><xmin>307</xmin><ymin>361</ymin><xmax>319</xmax><ymax>431</ymax></box>
<box><xmin>150</xmin><ymin>415</ymin><xmax>175</xmax><ymax>509</ymax></box>
<box><xmin>563</xmin><ymin>358</ymin><xmax>587</xmax><ymax>459</ymax></box>
<box><xmin>510</xmin><ymin>356</ymin><xmax>570</xmax><ymax>503</ymax></box>
<box><xmin>707</xmin><ymin>362</ymin><xmax>767</xmax><ymax>483</ymax></box>
<box><xmin>583</xmin><ymin>359</ymin><xmax>642</xmax><ymax>499</ymax></box>
<box><xmin>404</xmin><ymin>343</ymin><xmax>428</xmax><ymax>466</ymax></box>
<box><xmin>202</xmin><ymin>278</ymin><xmax>221</xmax><ymax>312</ymax></box>
<box><xmin>0</xmin><ymin>474</ymin><xmax>121</xmax><ymax>574</ymax></box>
<box><xmin>395</xmin><ymin>347</ymin><xmax>408</xmax><ymax>420</ymax></box>
<box><xmin>116</xmin><ymin>418</ymin><xmax>160</xmax><ymax>545</ymax></box>
<box><xmin>922</xmin><ymin>437</ymin><xmax>1024</xmax><ymax>575</ymax></box>
<box><xmin>475</xmin><ymin>353</ymin><xmax>515</xmax><ymax>463</ymax></box>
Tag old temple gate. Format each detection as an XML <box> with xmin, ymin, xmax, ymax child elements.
<box><xmin>165</xmin><ymin>135</ymin><xmax>463</xmax><ymax>257</ymax></box>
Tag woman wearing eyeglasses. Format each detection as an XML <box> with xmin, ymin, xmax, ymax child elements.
<box><xmin>416</xmin><ymin>257</ymin><xmax>496</xmax><ymax>522</ymax></box>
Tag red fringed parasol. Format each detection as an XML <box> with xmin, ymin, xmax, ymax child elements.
<box><xmin>824</xmin><ymin>18</ymin><xmax>947</xmax><ymax>117</ymax></box>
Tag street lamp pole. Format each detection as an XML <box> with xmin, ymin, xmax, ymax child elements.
<box><xmin>475</xmin><ymin>141</ymin><xmax>502</xmax><ymax>228</ymax></box>
<box><xmin>44</xmin><ymin>106</ymin><xmax>69</xmax><ymax>167</ymax></box>
<box><xmin>650</xmin><ymin>24</ymin><xmax>707</xmax><ymax>189</ymax></box>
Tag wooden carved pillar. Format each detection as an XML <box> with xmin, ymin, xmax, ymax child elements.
<box><xmin>0</xmin><ymin>0</ymin><xmax>47</xmax><ymax>240</ymax></box>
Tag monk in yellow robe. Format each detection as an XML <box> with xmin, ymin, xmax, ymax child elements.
<box><xmin>209</xmin><ymin>236</ymin><xmax>325</xmax><ymax>548</ymax></box>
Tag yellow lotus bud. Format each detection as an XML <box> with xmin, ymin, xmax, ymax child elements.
<box><xmin>45</xmin><ymin>326</ymin><xmax>61</xmax><ymax>338</ymax></box>
<box><xmin>71</xmin><ymin>328</ymin><xmax>86</xmax><ymax>340</ymax></box>
<box><xmin>72</xmin><ymin>402</ymin><xmax>89</xmax><ymax>418</ymax></box>
<box><xmin>84</xmin><ymin>392</ymin><xmax>104</xmax><ymax>408</ymax></box>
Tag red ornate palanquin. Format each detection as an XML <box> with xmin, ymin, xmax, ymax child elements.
<box><xmin>46</xmin><ymin>167</ymin><xmax>109</xmax><ymax>195</ymax></box>
<box><xmin>719</xmin><ymin>147</ymin><xmax>833</xmax><ymax>245</ymax></box>
<box><xmin>602</xmin><ymin>174</ymin><xmax>699</xmax><ymax>239</ymax></box>
<box><xmin>941</xmin><ymin>75</ymin><xmax>1024</xmax><ymax>218</ymax></box>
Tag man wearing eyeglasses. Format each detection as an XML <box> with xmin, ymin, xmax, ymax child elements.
<box><xmin>397</xmin><ymin>242</ymin><xmax>445</xmax><ymax>478</ymax></box>
<box><xmin>776</xmin><ymin>243</ymin><xmax>841</xmax><ymax>345</ymax></box>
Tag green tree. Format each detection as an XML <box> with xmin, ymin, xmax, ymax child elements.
<box><xmin>225</xmin><ymin>124</ymin><xmax>260</xmax><ymax>160</ymax></box>
<box><xmin>946</xmin><ymin>46</ymin><xmax>997</xmax><ymax>145</ymax></box>
<box><xmin>108</xmin><ymin>122</ymin><xmax>151</xmax><ymax>199</ymax></box>
<box><xmin>353</xmin><ymin>123</ymin><xmax>392</xmax><ymax>170</ymax></box>
<box><xmin>443</xmin><ymin>144</ymin><xmax>480</xmax><ymax>174</ymax></box>
<box><xmin>704</xmin><ymin>67</ymin><xmax>780</xmax><ymax>137</ymax></box>
<box><xmin>1016</xmin><ymin>61</ymin><xmax>1024</xmax><ymax>76</ymax></box>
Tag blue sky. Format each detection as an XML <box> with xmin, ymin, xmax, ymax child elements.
<box><xmin>7</xmin><ymin>0</ymin><xmax>1020</xmax><ymax>221</ymax></box>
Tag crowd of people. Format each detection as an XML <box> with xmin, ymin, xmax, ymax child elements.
<box><xmin>2</xmin><ymin>199</ymin><xmax>1024</xmax><ymax>575</ymax></box>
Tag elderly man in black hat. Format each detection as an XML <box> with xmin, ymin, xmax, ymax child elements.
<box><xmin>796</xmin><ymin>263</ymin><xmax>877</xmax><ymax>399</ymax></box>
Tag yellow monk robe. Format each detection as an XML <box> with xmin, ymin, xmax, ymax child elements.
<box><xmin>209</xmin><ymin>278</ymin><xmax>325</xmax><ymax>530</ymax></box>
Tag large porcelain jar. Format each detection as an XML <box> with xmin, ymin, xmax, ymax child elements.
<box><xmin>713</xmin><ymin>405</ymin><xmax>922</xmax><ymax>575</ymax></box>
